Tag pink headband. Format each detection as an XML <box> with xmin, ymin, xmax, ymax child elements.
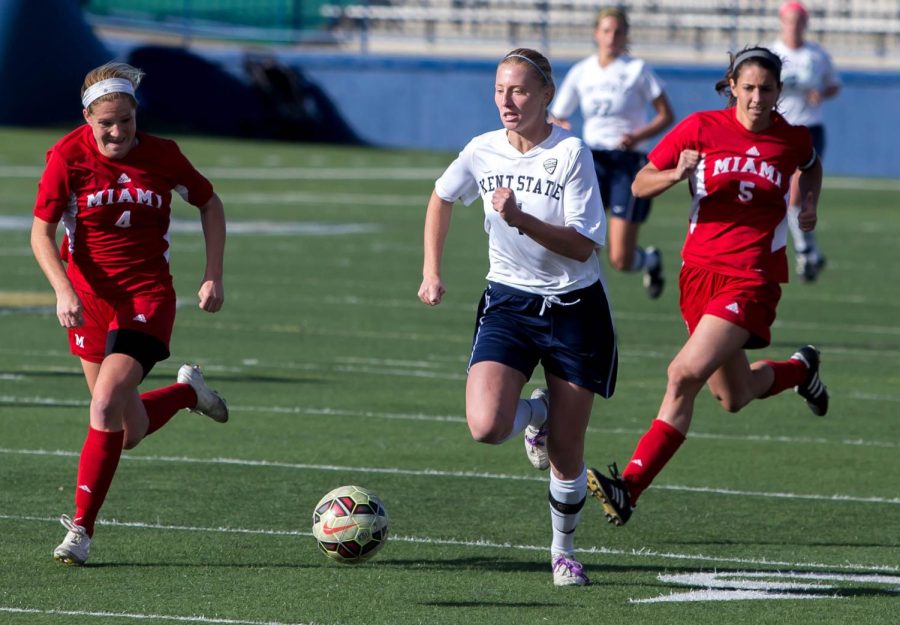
<box><xmin>780</xmin><ymin>1</ymin><xmax>808</xmax><ymax>18</ymax></box>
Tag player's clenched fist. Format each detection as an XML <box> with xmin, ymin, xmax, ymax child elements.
<box><xmin>56</xmin><ymin>289</ymin><xmax>83</xmax><ymax>328</ymax></box>
<box><xmin>491</xmin><ymin>187</ymin><xmax>523</xmax><ymax>227</ymax></box>
<box><xmin>797</xmin><ymin>191</ymin><xmax>818</xmax><ymax>232</ymax></box>
<box><xmin>198</xmin><ymin>279</ymin><xmax>225</xmax><ymax>313</ymax></box>
<box><xmin>418</xmin><ymin>276</ymin><xmax>446</xmax><ymax>306</ymax></box>
<box><xmin>675</xmin><ymin>149</ymin><xmax>701</xmax><ymax>180</ymax></box>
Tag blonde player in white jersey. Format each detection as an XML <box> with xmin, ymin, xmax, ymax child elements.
<box><xmin>418</xmin><ymin>48</ymin><xmax>618</xmax><ymax>587</ymax></box>
<box><xmin>771</xmin><ymin>1</ymin><xmax>840</xmax><ymax>282</ymax></box>
<box><xmin>549</xmin><ymin>7</ymin><xmax>674</xmax><ymax>299</ymax></box>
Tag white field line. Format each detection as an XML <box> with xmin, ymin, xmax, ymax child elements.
<box><xmin>1</xmin><ymin>395</ymin><xmax>898</xmax><ymax>449</ymax></box>
<box><xmin>9</xmin><ymin>283</ymin><xmax>896</xmax><ymax>338</ymax></box>
<box><xmin>0</xmin><ymin>216</ymin><xmax>379</xmax><ymax>236</ymax></box>
<box><xmin>1</xmin><ymin>513</ymin><xmax>896</xmax><ymax>575</ymax></box>
<box><xmin>188</xmin><ymin>291</ymin><xmax>900</xmax><ymax>330</ymax></box>
<box><xmin>0</xmin><ymin>165</ymin><xmax>439</xmax><ymax>180</ymax></box>
<box><xmin>222</xmin><ymin>191</ymin><xmax>422</xmax><ymax>206</ymax></box>
<box><xmin>4</xmin><ymin>341</ymin><xmax>900</xmax><ymax>366</ymax></box>
<box><xmin>7</xmin><ymin>340</ymin><xmax>900</xmax><ymax>373</ymax></box>
<box><xmin>177</xmin><ymin>318</ymin><xmax>471</xmax><ymax>344</ymax></box>
<box><xmin>1</xmin><ymin>165</ymin><xmax>898</xmax><ymax>191</ymax></box>
<box><xmin>173</xmin><ymin>312</ymin><xmax>900</xmax><ymax>342</ymax></box>
<box><xmin>0</xmin><ymin>606</ymin><xmax>319</xmax><ymax>625</ymax></box>
<box><xmin>319</xmin><ymin>292</ymin><xmax>886</xmax><ymax>310</ymax></box>
<box><xmin>1</xmin><ymin>447</ymin><xmax>898</xmax><ymax>504</ymax></box>
<box><xmin>184</xmin><ymin>295</ymin><xmax>900</xmax><ymax>338</ymax></box>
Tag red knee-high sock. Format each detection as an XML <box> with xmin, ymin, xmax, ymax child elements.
<box><xmin>74</xmin><ymin>427</ymin><xmax>125</xmax><ymax>537</ymax></box>
<box><xmin>622</xmin><ymin>419</ymin><xmax>686</xmax><ymax>504</ymax></box>
<box><xmin>759</xmin><ymin>358</ymin><xmax>808</xmax><ymax>398</ymax></box>
<box><xmin>142</xmin><ymin>383</ymin><xmax>196</xmax><ymax>436</ymax></box>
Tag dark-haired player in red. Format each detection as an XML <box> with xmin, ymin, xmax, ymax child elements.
<box><xmin>31</xmin><ymin>62</ymin><xmax>228</xmax><ymax>565</ymax></box>
<box><xmin>586</xmin><ymin>47</ymin><xmax>829</xmax><ymax>526</ymax></box>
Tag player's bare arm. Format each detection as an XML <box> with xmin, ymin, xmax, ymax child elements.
<box><xmin>547</xmin><ymin>114</ymin><xmax>572</xmax><ymax>130</ymax></box>
<box><xmin>491</xmin><ymin>187</ymin><xmax>595</xmax><ymax>262</ymax></box>
<box><xmin>197</xmin><ymin>192</ymin><xmax>226</xmax><ymax>313</ymax></box>
<box><xmin>30</xmin><ymin>216</ymin><xmax>83</xmax><ymax>328</ymax></box>
<box><xmin>632</xmin><ymin>149</ymin><xmax>701</xmax><ymax>199</ymax></box>
<box><xmin>620</xmin><ymin>93</ymin><xmax>675</xmax><ymax>149</ymax></box>
<box><xmin>419</xmin><ymin>191</ymin><xmax>453</xmax><ymax>306</ymax></box>
<box><xmin>807</xmin><ymin>84</ymin><xmax>840</xmax><ymax>106</ymax></box>
<box><xmin>796</xmin><ymin>156</ymin><xmax>823</xmax><ymax>231</ymax></box>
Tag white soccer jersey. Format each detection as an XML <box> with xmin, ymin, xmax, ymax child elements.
<box><xmin>549</xmin><ymin>54</ymin><xmax>666</xmax><ymax>151</ymax></box>
<box><xmin>435</xmin><ymin>125</ymin><xmax>606</xmax><ymax>295</ymax></box>
<box><xmin>771</xmin><ymin>39</ymin><xmax>840</xmax><ymax>126</ymax></box>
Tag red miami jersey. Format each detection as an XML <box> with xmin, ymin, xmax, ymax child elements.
<box><xmin>648</xmin><ymin>108</ymin><xmax>814</xmax><ymax>283</ymax></box>
<box><xmin>33</xmin><ymin>125</ymin><xmax>214</xmax><ymax>298</ymax></box>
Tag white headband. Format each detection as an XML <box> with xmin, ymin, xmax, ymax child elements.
<box><xmin>503</xmin><ymin>54</ymin><xmax>551</xmax><ymax>86</ymax></box>
<box><xmin>81</xmin><ymin>78</ymin><xmax>136</xmax><ymax>108</ymax></box>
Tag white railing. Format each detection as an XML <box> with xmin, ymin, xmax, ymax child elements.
<box><xmin>319</xmin><ymin>1</ymin><xmax>900</xmax><ymax>61</ymax></box>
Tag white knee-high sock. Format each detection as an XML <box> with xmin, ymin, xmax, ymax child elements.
<box><xmin>496</xmin><ymin>397</ymin><xmax>547</xmax><ymax>444</ymax></box>
<box><xmin>549</xmin><ymin>466</ymin><xmax>587</xmax><ymax>557</ymax></box>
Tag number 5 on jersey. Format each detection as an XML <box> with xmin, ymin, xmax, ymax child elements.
<box><xmin>738</xmin><ymin>181</ymin><xmax>755</xmax><ymax>202</ymax></box>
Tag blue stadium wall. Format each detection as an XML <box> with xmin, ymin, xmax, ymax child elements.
<box><xmin>119</xmin><ymin>47</ymin><xmax>900</xmax><ymax>179</ymax></box>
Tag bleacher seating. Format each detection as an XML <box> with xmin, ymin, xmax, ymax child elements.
<box><xmin>319</xmin><ymin>0</ymin><xmax>900</xmax><ymax>63</ymax></box>
<box><xmin>82</xmin><ymin>0</ymin><xmax>900</xmax><ymax>63</ymax></box>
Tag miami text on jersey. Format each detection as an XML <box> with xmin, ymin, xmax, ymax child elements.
<box><xmin>711</xmin><ymin>156</ymin><xmax>784</xmax><ymax>187</ymax></box>
<box><xmin>85</xmin><ymin>186</ymin><xmax>164</xmax><ymax>209</ymax></box>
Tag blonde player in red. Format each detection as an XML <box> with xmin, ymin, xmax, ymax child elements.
<box><xmin>586</xmin><ymin>47</ymin><xmax>829</xmax><ymax>526</ymax></box>
<box><xmin>31</xmin><ymin>62</ymin><xmax>228</xmax><ymax>565</ymax></box>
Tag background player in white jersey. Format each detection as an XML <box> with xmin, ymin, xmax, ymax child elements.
<box><xmin>549</xmin><ymin>7</ymin><xmax>674</xmax><ymax>299</ymax></box>
<box><xmin>32</xmin><ymin>62</ymin><xmax>228</xmax><ymax>565</ymax></box>
<box><xmin>771</xmin><ymin>1</ymin><xmax>840</xmax><ymax>281</ymax></box>
<box><xmin>418</xmin><ymin>48</ymin><xmax>618</xmax><ymax>586</ymax></box>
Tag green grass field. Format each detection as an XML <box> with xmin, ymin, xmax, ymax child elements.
<box><xmin>1</xmin><ymin>126</ymin><xmax>898</xmax><ymax>625</ymax></box>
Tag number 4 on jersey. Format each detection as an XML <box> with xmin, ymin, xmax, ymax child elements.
<box><xmin>114</xmin><ymin>210</ymin><xmax>132</xmax><ymax>228</ymax></box>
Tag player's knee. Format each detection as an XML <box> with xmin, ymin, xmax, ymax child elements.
<box><xmin>89</xmin><ymin>394</ymin><xmax>126</xmax><ymax>430</ymax></box>
<box><xmin>719</xmin><ymin>386</ymin><xmax>756</xmax><ymax>413</ymax></box>
<box><xmin>715</xmin><ymin>393</ymin><xmax>744</xmax><ymax>413</ymax></box>
<box><xmin>666</xmin><ymin>360</ymin><xmax>705</xmax><ymax>397</ymax></box>
<box><xmin>466</xmin><ymin>409</ymin><xmax>508</xmax><ymax>444</ymax></box>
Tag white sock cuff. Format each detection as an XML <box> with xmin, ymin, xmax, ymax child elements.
<box><xmin>549</xmin><ymin>466</ymin><xmax>587</xmax><ymax>503</ymax></box>
<box><xmin>629</xmin><ymin>247</ymin><xmax>647</xmax><ymax>272</ymax></box>
<box><xmin>497</xmin><ymin>399</ymin><xmax>533</xmax><ymax>443</ymax></box>
<box><xmin>525</xmin><ymin>398</ymin><xmax>547</xmax><ymax>427</ymax></box>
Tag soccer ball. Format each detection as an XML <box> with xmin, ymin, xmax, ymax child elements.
<box><xmin>312</xmin><ymin>485</ymin><xmax>389</xmax><ymax>563</ymax></box>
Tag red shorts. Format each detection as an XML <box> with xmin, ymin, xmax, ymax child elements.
<box><xmin>679</xmin><ymin>264</ymin><xmax>781</xmax><ymax>349</ymax></box>
<box><xmin>69</xmin><ymin>289</ymin><xmax>176</xmax><ymax>363</ymax></box>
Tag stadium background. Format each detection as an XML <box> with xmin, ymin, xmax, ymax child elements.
<box><xmin>1</xmin><ymin>2</ymin><xmax>898</xmax><ymax>624</ymax></box>
<box><xmin>2</xmin><ymin>0</ymin><xmax>900</xmax><ymax>176</ymax></box>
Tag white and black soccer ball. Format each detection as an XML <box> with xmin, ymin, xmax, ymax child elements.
<box><xmin>312</xmin><ymin>485</ymin><xmax>389</xmax><ymax>563</ymax></box>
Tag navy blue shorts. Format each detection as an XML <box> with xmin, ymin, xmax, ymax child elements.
<box><xmin>468</xmin><ymin>281</ymin><xmax>618</xmax><ymax>398</ymax></box>
<box><xmin>592</xmin><ymin>149</ymin><xmax>652</xmax><ymax>224</ymax></box>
